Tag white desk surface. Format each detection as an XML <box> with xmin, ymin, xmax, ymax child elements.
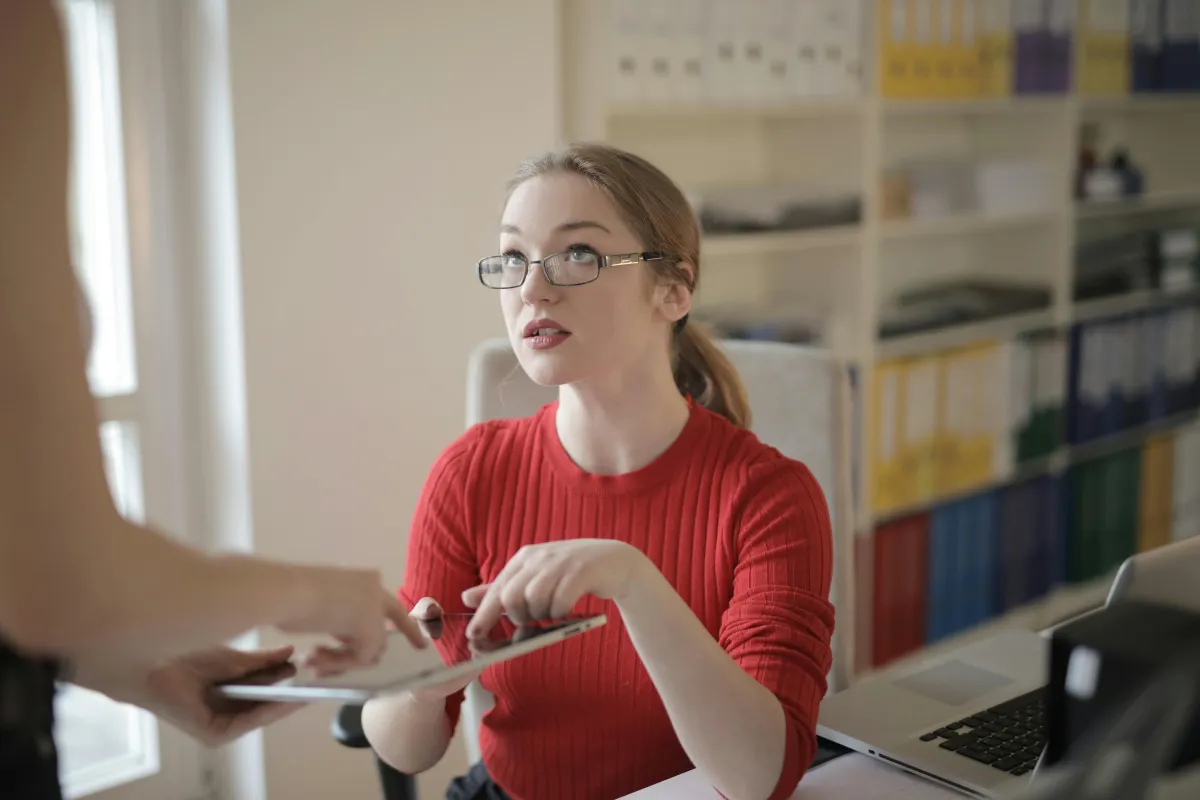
<box><xmin>619</xmin><ymin>753</ymin><xmax>965</xmax><ymax>799</ymax></box>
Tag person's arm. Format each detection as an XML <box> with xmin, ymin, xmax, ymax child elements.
<box><xmin>0</xmin><ymin>1</ymin><xmax>421</xmax><ymax>672</ymax></box>
<box><xmin>613</xmin><ymin>458</ymin><xmax>835</xmax><ymax>800</ymax></box>
<box><xmin>363</xmin><ymin>435</ymin><xmax>482</xmax><ymax>774</ymax></box>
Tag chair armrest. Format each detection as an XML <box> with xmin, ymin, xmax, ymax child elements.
<box><xmin>331</xmin><ymin>703</ymin><xmax>370</xmax><ymax>749</ymax></box>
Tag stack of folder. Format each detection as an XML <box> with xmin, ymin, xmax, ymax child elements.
<box><xmin>868</xmin><ymin>335</ymin><xmax>1065</xmax><ymax>517</ymax></box>
<box><xmin>862</xmin><ymin>302</ymin><xmax>1200</xmax><ymax>669</ymax></box>
<box><xmin>868</xmin><ymin>428</ymin><xmax>1199</xmax><ymax>669</ymax></box>
<box><xmin>1065</xmin><ymin>304</ymin><xmax>1200</xmax><ymax>446</ymax></box>
<box><xmin>607</xmin><ymin>0</ymin><xmax>866</xmax><ymax>105</ymax></box>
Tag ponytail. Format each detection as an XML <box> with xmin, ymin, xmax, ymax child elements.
<box><xmin>673</xmin><ymin>322</ymin><xmax>751</xmax><ymax>428</ymax></box>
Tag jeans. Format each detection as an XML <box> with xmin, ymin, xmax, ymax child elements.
<box><xmin>445</xmin><ymin>761</ymin><xmax>512</xmax><ymax>800</ymax></box>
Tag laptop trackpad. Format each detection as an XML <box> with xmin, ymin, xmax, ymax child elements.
<box><xmin>894</xmin><ymin>659</ymin><xmax>1015</xmax><ymax>707</ymax></box>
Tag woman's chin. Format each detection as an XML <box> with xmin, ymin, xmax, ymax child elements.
<box><xmin>515</xmin><ymin>353</ymin><xmax>578</xmax><ymax>388</ymax></box>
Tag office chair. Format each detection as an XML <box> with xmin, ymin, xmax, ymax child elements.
<box><xmin>331</xmin><ymin>335</ymin><xmax>856</xmax><ymax>797</ymax></box>
<box><xmin>330</xmin><ymin>703</ymin><xmax>417</xmax><ymax>800</ymax></box>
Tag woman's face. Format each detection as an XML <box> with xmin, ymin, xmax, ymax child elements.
<box><xmin>497</xmin><ymin>171</ymin><xmax>688</xmax><ymax>387</ymax></box>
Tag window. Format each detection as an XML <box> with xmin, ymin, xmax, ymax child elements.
<box><xmin>54</xmin><ymin>2</ymin><xmax>204</xmax><ymax>797</ymax></box>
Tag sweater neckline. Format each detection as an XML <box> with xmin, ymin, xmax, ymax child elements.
<box><xmin>537</xmin><ymin>398</ymin><xmax>709</xmax><ymax>496</ymax></box>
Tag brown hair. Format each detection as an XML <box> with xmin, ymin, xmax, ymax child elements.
<box><xmin>506</xmin><ymin>142</ymin><xmax>751</xmax><ymax>428</ymax></box>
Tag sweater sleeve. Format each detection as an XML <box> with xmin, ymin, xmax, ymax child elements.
<box><xmin>718</xmin><ymin>457</ymin><xmax>836</xmax><ymax>800</ymax></box>
<box><xmin>398</xmin><ymin>428</ymin><xmax>483</xmax><ymax>732</ymax></box>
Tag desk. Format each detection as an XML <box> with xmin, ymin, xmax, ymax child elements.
<box><xmin>619</xmin><ymin>752</ymin><xmax>965</xmax><ymax>799</ymax></box>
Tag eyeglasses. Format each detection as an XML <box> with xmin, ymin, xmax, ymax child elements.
<box><xmin>476</xmin><ymin>246</ymin><xmax>665</xmax><ymax>289</ymax></box>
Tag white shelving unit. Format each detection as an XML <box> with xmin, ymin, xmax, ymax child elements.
<box><xmin>560</xmin><ymin>0</ymin><xmax>1200</xmax><ymax>678</ymax></box>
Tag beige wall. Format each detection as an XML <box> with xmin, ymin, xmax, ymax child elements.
<box><xmin>224</xmin><ymin>1</ymin><xmax>561</xmax><ymax>796</ymax></box>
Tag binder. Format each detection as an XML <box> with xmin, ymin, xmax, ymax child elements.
<box><xmin>912</xmin><ymin>0</ymin><xmax>940</xmax><ymax>96</ymax></box>
<box><xmin>1078</xmin><ymin>0</ymin><xmax>1133</xmax><ymax>96</ymax></box>
<box><xmin>1130</xmin><ymin>0</ymin><xmax>1164</xmax><ymax>91</ymax></box>
<box><xmin>1173</xmin><ymin>422</ymin><xmax>1200</xmax><ymax>541</ymax></box>
<box><xmin>1013</xmin><ymin>0</ymin><xmax>1049</xmax><ymax>93</ymax></box>
<box><xmin>902</xmin><ymin>355</ymin><xmax>941</xmax><ymax>507</ymax></box>
<box><xmin>926</xmin><ymin>504</ymin><xmax>952</xmax><ymax>642</ymax></box>
<box><xmin>789</xmin><ymin>0</ymin><xmax>821</xmax><ymax>99</ymax></box>
<box><xmin>934</xmin><ymin>0</ymin><xmax>960</xmax><ymax>97</ymax></box>
<box><xmin>667</xmin><ymin>0</ymin><xmax>708</xmax><ymax>104</ymax></box>
<box><xmin>1137</xmin><ymin>433</ymin><xmax>1175</xmax><ymax>552</ymax></box>
<box><xmin>879</xmin><ymin>0</ymin><xmax>918</xmax><ymax>98</ymax></box>
<box><xmin>1044</xmin><ymin>0</ymin><xmax>1077</xmax><ymax>92</ymax></box>
<box><xmin>704</xmin><ymin>0</ymin><xmax>743</xmax><ymax>103</ymax></box>
<box><xmin>956</xmin><ymin>0</ymin><xmax>982</xmax><ymax>96</ymax></box>
<box><xmin>870</xmin><ymin>359</ymin><xmax>906</xmax><ymax>514</ymax></box>
<box><xmin>935</xmin><ymin>349</ymin><xmax>968</xmax><ymax>496</ymax></box>
<box><xmin>978</xmin><ymin>0</ymin><xmax>1015</xmax><ymax>96</ymax></box>
<box><xmin>1161</xmin><ymin>0</ymin><xmax>1199</xmax><ymax>91</ymax></box>
<box><xmin>814</xmin><ymin>0</ymin><xmax>865</xmax><ymax>97</ymax></box>
<box><xmin>609</xmin><ymin>0</ymin><xmax>648</xmax><ymax>103</ymax></box>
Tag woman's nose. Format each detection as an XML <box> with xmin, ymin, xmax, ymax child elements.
<box><xmin>520</xmin><ymin>259</ymin><xmax>556</xmax><ymax>305</ymax></box>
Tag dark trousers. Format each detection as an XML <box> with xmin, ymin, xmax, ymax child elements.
<box><xmin>0</xmin><ymin>730</ymin><xmax>63</xmax><ymax>800</ymax></box>
<box><xmin>445</xmin><ymin>761</ymin><xmax>511</xmax><ymax>800</ymax></box>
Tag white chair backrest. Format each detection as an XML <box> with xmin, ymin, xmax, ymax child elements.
<box><xmin>458</xmin><ymin>337</ymin><xmax>855</xmax><ymax>764</ymax></box>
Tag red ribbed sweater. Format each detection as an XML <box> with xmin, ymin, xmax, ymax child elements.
<box><xmin>399</xmin><ymin>400</ymin><xmax>835</xmax><ymax>800</ymax></box>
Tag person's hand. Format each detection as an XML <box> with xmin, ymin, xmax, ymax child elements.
<box><xmin>279</xmin><ymin>565</ymin><xmax>427</xmax><ymax>676</ymax></box>
<box><xmin>405</xmin><ymin>597</ymin><xmax>481</xmax><ymax>703</ymax></box>
<box><xmin>136</xmin><ymin>645</ymin><xmax>303</xmax><ymax>747</ymax></box>
<box><xmin>463</xmin><ymin>540</ymin><xmax>647</xmax><ymax>640</ymax></box>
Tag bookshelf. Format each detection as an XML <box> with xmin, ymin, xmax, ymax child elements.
<box><xmin>561</xmin><ymin>0</ymin><xmax>1200</xmax><ymax>679</ymax></box>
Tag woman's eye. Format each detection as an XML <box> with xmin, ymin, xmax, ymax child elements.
<box><xmin>502</xmin><ymin>254</ymin><xmax>526</xmax><ymax>269</ymax></box>
<box><xmin>566</xmin><ymin>247</ymin><xmax>597</xmax><ymax>263</ymax></box>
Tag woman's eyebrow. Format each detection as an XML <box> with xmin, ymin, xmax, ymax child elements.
<box><xmin>499</xmin><ymin>220</ymin><xmax>612</xmax><ymax>235</ymax></box>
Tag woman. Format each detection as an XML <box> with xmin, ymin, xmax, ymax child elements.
<box><xmin>363</xmin><ymin>144</ymin><xmax>835</xmax><ymax>800</ymax></box>
<box><xmin>1</xmin><ymin>5</ymin><xmax>425</xmax><ymax>797</ymax></box>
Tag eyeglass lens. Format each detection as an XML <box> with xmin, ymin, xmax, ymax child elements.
<box><xmin>479</xmin><ymin>249</ymin><xmax>601</xmax><ymax>288</ymax></box>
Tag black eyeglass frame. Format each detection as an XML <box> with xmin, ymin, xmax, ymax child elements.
<box><xmin>475</xmin><ymin>249</ymin><xmax>666</xmax><ymax>289</ymax></box>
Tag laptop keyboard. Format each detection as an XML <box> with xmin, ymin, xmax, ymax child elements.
<box><xmin>918</xmin><ymin>688</ymin><xmax>1045</xmax><ymax>777</ymax></box>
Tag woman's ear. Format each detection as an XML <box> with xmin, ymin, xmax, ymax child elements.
<box><xmin>658</xmin><ymin>261</ymin><xmax>694</xmax><ymax>326</ymax></box>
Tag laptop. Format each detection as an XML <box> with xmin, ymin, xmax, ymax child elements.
<box><xmin>215</xmin><ymin>613</ymin><xmax>606</xmax><ymax>703</ymax></box>
<box><xmin>817</xmin><ymin>536</ymin><xmax>1200</xmax><ymax>798</ymax></box>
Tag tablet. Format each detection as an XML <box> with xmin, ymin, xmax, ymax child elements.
<box><xmin>214</xmin><ymin>612</ymin><xmax>607</xmax><ymax>703</ymax></box>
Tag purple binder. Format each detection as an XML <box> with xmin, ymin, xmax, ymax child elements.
<box><xmin>1014</xmin><ymin>0</ymin><xmax>1050</xmax><ymax>93</ymax></box>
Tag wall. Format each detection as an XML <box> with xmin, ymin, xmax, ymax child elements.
<box><xmin>223</xmin><ymin>1</ymin><xmax>561</xmax><ymax>796</ymax></box>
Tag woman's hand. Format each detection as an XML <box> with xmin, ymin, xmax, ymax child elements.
<box><xmin>78</xmin><ymin>646</ymin><xmax>304</xmax><ymax>747</ymax></box>
<box><xmin>283</xmin><ymin>564</ymin><xmax>427</xmax><ymax>675</ymax></box>
<box><xmin>405</xmin><ymin>597</ymin><xmax>481</xmax><ymax>703</ymax></box>
<box><xmin>463</xmin><ymin>539</ymin><xmax>649</xmax><ymax>639</ymax></box>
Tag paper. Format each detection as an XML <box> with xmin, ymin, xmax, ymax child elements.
<box><xmin>794</xmin><ymin>754</ymin><xmax>969</xmax><ymax>798</ymax></box>
<box><xmin>619</xmin><ymin>753</ymin><xmax>969</xmax><ymax>799</ymax></box>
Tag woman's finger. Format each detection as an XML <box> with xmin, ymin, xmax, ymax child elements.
<box><xmin>549</xmin><ymin>575</ymin><xmax>587</xmax><ymax>621</ymax></box>
<box><xmin>384</xmin><ymin>591</ymin><xmax>428</xmax><ymax>649</ymax></box>
<box><xmin>522</xmin><ymin>567</ymin><xmax>562</xmax><ymax>621</ymax></box>
<box><xmin>498</xmin><ymin>562</ymin><xmax>547</xmax><ymax>625</ymax></box>
<box><xmin>467</xmin><ymin>578</ymin><xmax>508</xmax><ymax>640</ymax></box>
<box><xmin>303</xmin><ymin>643</ymin><xmax>371</xmax><ymax>676</ymax></box>
<box><xmin>461</xmin><ymin>585</ymin><xmax>490</xmax><ymax>609</ymax></box>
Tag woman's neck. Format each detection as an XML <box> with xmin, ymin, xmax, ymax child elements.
<box><xmin>555</xmin><ymin>363</ymin><xmax>691</xmax><ymax>476</ymax></box>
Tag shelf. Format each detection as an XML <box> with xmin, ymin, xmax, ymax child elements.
<box><xmin>702</xmin><ymin>225</ymin><xmax>860</xmax><ymax>257</ymax></box>
<box><xmin>1075</xmin><ymin>188</ymin><xmax>1200</xmax><ymax>219</ymax></box>
<box><xmin>882</xmin><ymin>96</ymin><xmax>1069</xmax><ymax>117</ymax></box>
<box><xmin>1071</xmin><ymin>286</ymin><xmax>1200</xmax><ymax>323</ymax></box>
<box><xmin>853</xmin><ymin>572</ymin><xmax>1113</xmax><ymax>686</ymax></box>
<box><xmin>1069</xmin><ymin>410</ymin><xmax>1200</xmax><ymax>464</ymax></box>
<box><xmin>1080</xmin><ymin>93</ymin><xmax>1200</xmax><ymax>113</ymax></box>
<box><xmin>870</xmin><ymin>410</ymin><xmax>1200</xmax><ymax>525</ymax></box>
<box><xmin>880</xmin><ymin>209</ymin><xmax>1064</xmax><ymax>240</ymax></box>
<box><xmin>876</xmin><ymin>308</ymin><xmax>1058</xmax><ymax>360</ymax></box>
<box><xmin>606</xmin><ymin>98</ymin><xmax>864</xmax><ymax>121</ymax></box>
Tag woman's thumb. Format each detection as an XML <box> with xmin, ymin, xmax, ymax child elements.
<box><xmin>410</xmin><ymin>596</ymin><xmax>442</xmax><ymax>620</ymax></box>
